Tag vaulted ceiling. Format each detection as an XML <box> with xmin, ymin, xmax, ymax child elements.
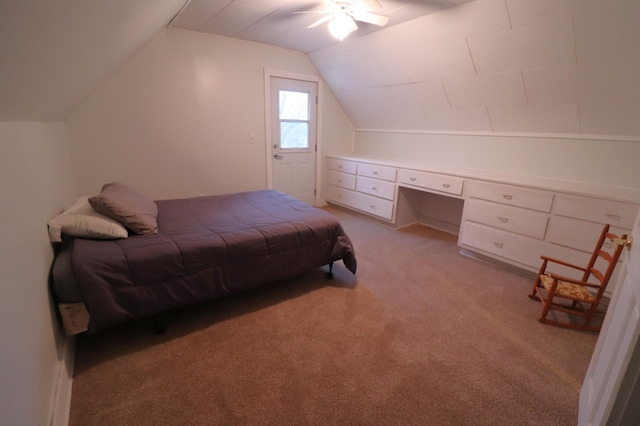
<box><xmin>0</xmin><ymin>0</ymin><xmax>187</xmax><ymax>122</ymax></box>
<box><xmin>169</xmin><ymin>0</ymin><xmax>639</xmax><ymax>136</ymax></box>
<box><xmin>2</xmin><ymin>0</ymin><xmax>639</xmax><ymax>137</ymax></box>
<box><xmin>169</xmin><ymin>0</ymin><xmax>474</xmax><ymax>53</ymax></box>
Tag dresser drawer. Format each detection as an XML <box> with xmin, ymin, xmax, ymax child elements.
<box><xmin>547</xmin><ymin>216</ymin><xmax>628</xmax><ymax>253</ymax></box>
<box><xmin>350</xmin><ymin>191</ymin><xmax>394</xmax><ymax>220</ymax></box>
<box><xmin>460</xmin><ymin>222</ymin><xmax>544</xmax><ymax>269</ymax></box>
<box><xmin>464</xmin><ymin>198</ymin><xmax>548</xmax><ymax>240</ymax></box>
<box><xmin>398</xmin><ymin>169</ymin><xmax>463</xmax><ymax>196</ymax></box>
<box><xmin>327</xmin><ymin>184</ymin><xmax>394</xmax><ymax>220</ymax></box>
<box><xmin>356</xmin><ymin>176</ymin><xmax>396</xmax><ymax>201</ymax></box>
<box><xmin>327</xmin><ymin>170</ymin><xmax>356</xmax><ymax>190</ymax></box>
<box><xmin>327</xmin><ymin>158</ymin><xmax>357</xmax><ymax>175</ymax></box>
<box><xmin>467</xmin><ymin>181</ymin><xmax>553</xmax><ymax>213</ymax></box>
<box><xmin>553</xmin><ymin>195</ymin><xmax>638</xmax><ymax>229</ymax></box>
<box><xmin>326</xmin><ymin>184</ymin><xmax>357</xmax><ymax>207</ymax></box>
<box><xmin>357</xmin><ymin>163</ymin><xmax>397</xmax><ymax>182</ymax></box>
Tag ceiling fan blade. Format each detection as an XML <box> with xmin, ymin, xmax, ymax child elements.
<box><xmin>307</xmin><ymin>15</ymin><xmax>334</xmax><ymax>28</ymax></box>
<box><xmin>351</xmin><ymin>11</ymin><xmax>389</xmax><ymax>26</ymax></box>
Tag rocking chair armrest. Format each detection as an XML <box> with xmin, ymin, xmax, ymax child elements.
<box><xmin>540</xmin><ymin>255</ymin><xmax>588</xmax><ymax>273</ymax></box>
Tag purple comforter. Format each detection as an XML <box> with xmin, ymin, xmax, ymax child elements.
<box><xmin>53</xmin><ymin>190</ymin><xmax>357</xmax><ymax>333</ymax></box>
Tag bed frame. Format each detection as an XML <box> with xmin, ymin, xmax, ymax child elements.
<box><xmin>51</xmin><ymin>190</ymin><xmax>357</xmax><ymax>334</ymax></box>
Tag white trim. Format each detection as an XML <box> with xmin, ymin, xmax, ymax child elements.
<box><xmin>49</xmin><ymin>336</ymin><xmax>75</xmax><ymax>426</ymax></box>
<box><xmin>316</xmin><ymin>86</ymin><xmax>323</xmax><ymax>207</ymax></box>
<box><xmin>354</xmin><ymin>128</ymin><xmax>640</xmax><ymax>143</ymax></box>
<box><xmin>263</xmin><ymin>68</ymin><xmax>321</xmax><ymax>205</ymax></box>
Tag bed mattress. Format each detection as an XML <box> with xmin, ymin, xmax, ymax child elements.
<box><xmin>51</xmin><ymin>190</ymin><xmax>357</xmax><ymax>333</ymax></box>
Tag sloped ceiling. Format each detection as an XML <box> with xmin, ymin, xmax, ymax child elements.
<box><xmin>306</xmin><ymin>0</ymin><xmax>640</xmax><ymax>136</ymax></box>
<box><xmin>2</xmin><ymin>0</ymin><xmax>639</xmax><ymax>137</ymax></box>
<box><xmin>171</xmin><ymin>0</ymin><xmax>640</xmax><ymax>137</ymax></box>
<box><xmin>0</xmin><ymin>0</ymin><xmax>186</xmax><ymax>122</ymax></box>
<box><xmin>169</xmin><ymin>0</ymin><xmax>474</xmax><ymax>53</ymax></box>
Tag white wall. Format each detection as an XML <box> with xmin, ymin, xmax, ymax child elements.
<box><xmin>67</xmin><ymin>29</ymin><xmax>353</xmax><ymax>201</ymax></box>
<box><xmin>0</xmin><ymin>122</ymin><xmax>77</xmax><ymax>425</ymax></box>
<box><xmin>353</xmin><ymin>131</ymin><xmax>640</xmax><ymax>195</ymax></box>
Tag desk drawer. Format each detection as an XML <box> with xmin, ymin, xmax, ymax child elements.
<box><xmin>327</xmin><ymin>170</ymin><xmax>356</xmax><ymax>190</ymax></box>
<box><xmin>356</xmin><ymin>176</ymin><xmax>396</xmax><ymax>201</ymax></box>
<box><xmin>357</xmin><ymin>163</ymin><xmax>397</xmax><ymax>182</ymax></box>
<box><xmin>464</xmin><ymin>198</ymin><xmax>548</xmax><ymax>240</ymax></box>
<box><xmin>398</xmin><ymin>169</ymin><xmax>463</xmax><ymax>196</ymax></box>
<box><xmin>467</xmin><ymin>181</ymin><xmax>553</xmax><ymax>213</ymax></box>
<box><xmin>327</xmin><ymin>158</ymin><xmax>357</xmax><ymax>175</ymax></box>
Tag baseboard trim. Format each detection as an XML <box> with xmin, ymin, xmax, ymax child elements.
<box><xmin>49</xmin><ymin>336</ymin><xmax>75</xmax><ymax>426</ymax></box>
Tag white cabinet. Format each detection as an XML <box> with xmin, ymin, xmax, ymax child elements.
<box><xmin>464</xmin><ymin>198</ymin><xmax>548</xmax><ymax>240</ymax></box>
<box><xmin>356</xmin><ymin>176</ymin><xmax>395</xmax><ymax>201</ymax></box>
<box><xmin>553</xmin><ymin>195</ymin><xmax>637</xmax><ymax>229</ymax></box>
<box><xmin>357</xmin><ymin>163</ymin><xmax>397</xmax><ymax>182</ymax></box>
<box><xmin>326</xmin><ymin>154</ymin><xmax>639</xmax><ymax>288</ymax></box>
<box><xmin>398</xmin><ymin>169</ymin><xmax>464</xmax><ymax>197</ymax></box>
<box><xmin>327</xmin><ymin>170</ymin><xmax>356</xmax><ymax>190</ymax></box>
<box><xmin>460</xmin><ymin>180</ymin><xmax>638</xmax><ymax>290</ymax></box>
<box><xmin>326</xmin><ymin>157</ymin><xmax>396</xmax><ymax>221</ymax></box>
<box><xmin>327</xmin><ymin>158</ymin><xmax>357</xmax><ymax>175</ymax></box>
<box><xmin>467</xmin><ymin>181</ymin><xmax>553</xmax><ymax>212</ymax></box>
<box><xmin>461</xmin><ymin>222</ymin><xmax>546</xmax><ymax>269</ymax></box>
<box><xmin>461</xmin><ymin>181</ymin><xmax>553</xmax><ymax>270</ymax></box>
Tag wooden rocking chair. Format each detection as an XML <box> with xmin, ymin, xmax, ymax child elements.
<box><xmin>529</xmin><ymin>224</ymin><xmax>627</xmax><ymax>331</ymax></box>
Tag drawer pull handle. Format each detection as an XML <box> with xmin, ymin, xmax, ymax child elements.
<box><xmin>370</xmin><ymin>205</ymin><xmax>376</xmax><ymax>209</ymax></box>
<box><xmin>498</xmin><ymin>217</ymin><xmax>509</xmax><ymax>223</ymax></box>
<box><xmin>338</xmin><ymin>165</ymin><xmax>343</xmax><ymax>169</ymax></box>
<box><xmin>409</xmin><ymin>177</ymin><xmax>416</xmax><ymax>182</ymax></box>
<box><xmin>442</xmin><ymin>183</ymin><xmax>450</xmax><ymax>188</ymax></box>
<box><xmin>494</xmin><ymin>242</ymin><xmax>504</xmax><ymax>248</ymax></box>
<box><xmin>502</xmin><ymin>194</ymin><xmax>513</xmax><ymax>200</ymax></box>
<box><xmin>373</xmin><ymin>171</ymin><xmax>379</xmax><ymax>175</ymax></box>
<box><xmin>606</xmin><ymin>214</ymin><xmax>621</xmax><ymax>221</ymax></box>
<box><xmin>371</xmin><ymin>187</ymin><xmax>377</xmax><ymax>191</ymax></box>
<box><xmin>337</xmin><ymin>179</ymin><xmax>342</xmax><ymax>183</ymax></box>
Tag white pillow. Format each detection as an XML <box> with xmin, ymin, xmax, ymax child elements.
<box><xmin>47</xmin><ymin>196</ymin><xmax>129</xmax><ymax>242</ymax></box>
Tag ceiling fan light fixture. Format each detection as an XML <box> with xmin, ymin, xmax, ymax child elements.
<box><xmin>328</xmin><ymin>13</ymin><xmax>357</xmax><ymax>41</ymax></box>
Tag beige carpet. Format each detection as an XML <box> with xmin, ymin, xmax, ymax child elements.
<box><xmin>70</xmin><ymin>206</ymin><xmax>597</xmax><ymax>425</ymax></box>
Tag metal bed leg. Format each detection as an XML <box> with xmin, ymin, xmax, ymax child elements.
<box><xmin>326</xmin><ymin>262</ymin><xmax>334</xmax><ymax>279</ymax></box>
<box><xmin>153</xmin><ymin>314</ymin><xmax>166</xmax><ymax>334</ymax></box>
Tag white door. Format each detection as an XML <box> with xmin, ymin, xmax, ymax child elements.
<box><xmin>579</xmin><ymin>212</ymin><xmax>639</xmax><ymax>425</ymax></box>
<box><xmin>270</xmin><ymin>77</ymin><xmax>317</xmax><ymax>206</ymax></box>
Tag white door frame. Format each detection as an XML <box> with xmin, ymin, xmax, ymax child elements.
<box><xmin>264</xmin><ymin>68</ymin><xmax>320</xmax><ymax>205</ymax></box>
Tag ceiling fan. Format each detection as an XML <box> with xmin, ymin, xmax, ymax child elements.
<box><xmin>298</xmin><ymin>0</ymin><xmax>390</xmax><ymax>41</ymax></box>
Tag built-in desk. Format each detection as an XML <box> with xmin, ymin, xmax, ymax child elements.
<box><xmin>325</xmin><ymin>154</ymin><xmax>640</xmax><ymax>292</ymax></box>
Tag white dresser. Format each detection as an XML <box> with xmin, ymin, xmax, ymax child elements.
<box><xmin>326</xmin><ymin>157</ymin><xmax>397</xmax><ymax>221</ymax></box>
<box><xmin>325</xmin><ymin>154</ymin><xmax>640</xmax><ymax>289</ymax></box>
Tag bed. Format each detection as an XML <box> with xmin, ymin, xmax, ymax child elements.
<box><xmin>49</xmin><ymin>185</ymin><xmax>357</xmax><ymax>335</ymax></box>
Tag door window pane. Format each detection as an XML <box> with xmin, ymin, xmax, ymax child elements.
<box><xmin>279</xmin><ymin>90</ymin><xmax>308</xmax><ymax>120</ymax></box>
<box><xmin>281</xmin><ymin>122</ymin><xmax>309</xmax><ymax>149</ymax></box>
